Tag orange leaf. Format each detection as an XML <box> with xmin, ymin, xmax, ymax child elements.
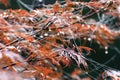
<box><xmin>53</xmin><ymin>1</ymin><xmax>60</xmax><ymax>13</ymax></box>
<box><xmin>0</xmin><ymin>0</ymin><xmax>8</xmax><ymax>7</ymax></box>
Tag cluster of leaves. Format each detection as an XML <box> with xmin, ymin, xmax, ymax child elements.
<box><xmin>0</xmin><ymin>0</ymin><xmax>120</xmax><ymax>80</ymax></box>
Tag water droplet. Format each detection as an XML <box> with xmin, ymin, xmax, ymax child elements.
<box><xmin>40</xmin><ymin>35</ymin><xmax>43</xmax><ymax>38</ymax></box>
<box><xmin>105</xmin><ymin>50</ymin><xmax>108</xmax><ymax>54</ymax></box>
<box><xmin>87</xmin><ymin>25</ymin><xmax>90</xmax><ymax>29</ymax></box>
<box><xmin>83</xmin><ymin>37</ymin><xmax>87</xmax><ymax>40</ymax></box>
<box><xmin>60</xmin><ymin>31</ymin><xmax>65</xmax><ymax>35</ymax></box>
<box><xmin>105</xmin><ymin>46</ymin><xmax>108</xmax><ymax>50</ymax></box>
<box><xmin>82</xmin><ymin>24</ymin><xmax>84</xmax><ymax>27</ymax></box>
<box><xmin>18</xmin><ymin>49</ymin><xmax>21</xmax><ymax>52</ymax></box>
<box><xmin>88</xmin><ymin>38</ymin><xmax>91</xmax><ymax>41</ymax></box>
<box><xmin>85</xmin><ymin>72</ymin><xmax>88</xmax><ymax>74</ymax></box>
<box><xmin>44</xmin><ymin>33</ymin><xmax>48</xmax><ymax>36</ymax></box>
<box><xmin>100</xmin><ymin>25</ymin><xmax>104</xmax><ymax>28</ymax></box>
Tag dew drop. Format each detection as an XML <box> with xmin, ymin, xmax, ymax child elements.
<box><xmin>88</xmin><ymin>38</ymin><xmax>91</xmax><ymax>41</ymax></box>
<box><xmin>44</xmin><ymin>33</ymin><xmax>48</xmax><ymax>36</ymax></box>
<box><xmin>40</xmin><ymin>35</ymin><xmax>43</xmax><ymax>38</ymax></box>
<box><xmin>105</xmin><ymin>50</ymin><xmax>108</xmax><ymax>54</ymax></box>
<box><xmin>82</xmin><ymin>24</ymin><xmax>84</xmax><ymax>27</ymax></box>
<box><xmin>18</xmin><ymin>49</ymin><xmax>21</xmax><ymax>53</ymax></box>
<box><xmin>83</xmin><ymin>37</ymin><xmax>87</xmax><ymax>40</ymax></box>
<box><xmin>105</xmin><ymin>46</ymin><xmax>108</xmax><ymax>50</ymax></box>
<box><xmin>87</xmin><ymin>25</ymin><xmax>90</xmax><ymax>29</ymax></box>
<box><xmin>60</xmin><ymin>31</ymin><xmax>65</xmax><ymax>35</ymax></box>
<box><xmin>100</xmin><ymin>25</ymin><xmax>104</xmax><ymax>28</ymax></box>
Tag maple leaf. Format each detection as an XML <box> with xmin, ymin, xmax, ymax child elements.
<box><xmin>53</xmin><ymin>47</ymin><xmax>88</xmax><ymax>69</ymax></box>
<box><xmin>53</xmin><ymin>1</ymin><xmax>60</xmax><ymax>13</ymax></box>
